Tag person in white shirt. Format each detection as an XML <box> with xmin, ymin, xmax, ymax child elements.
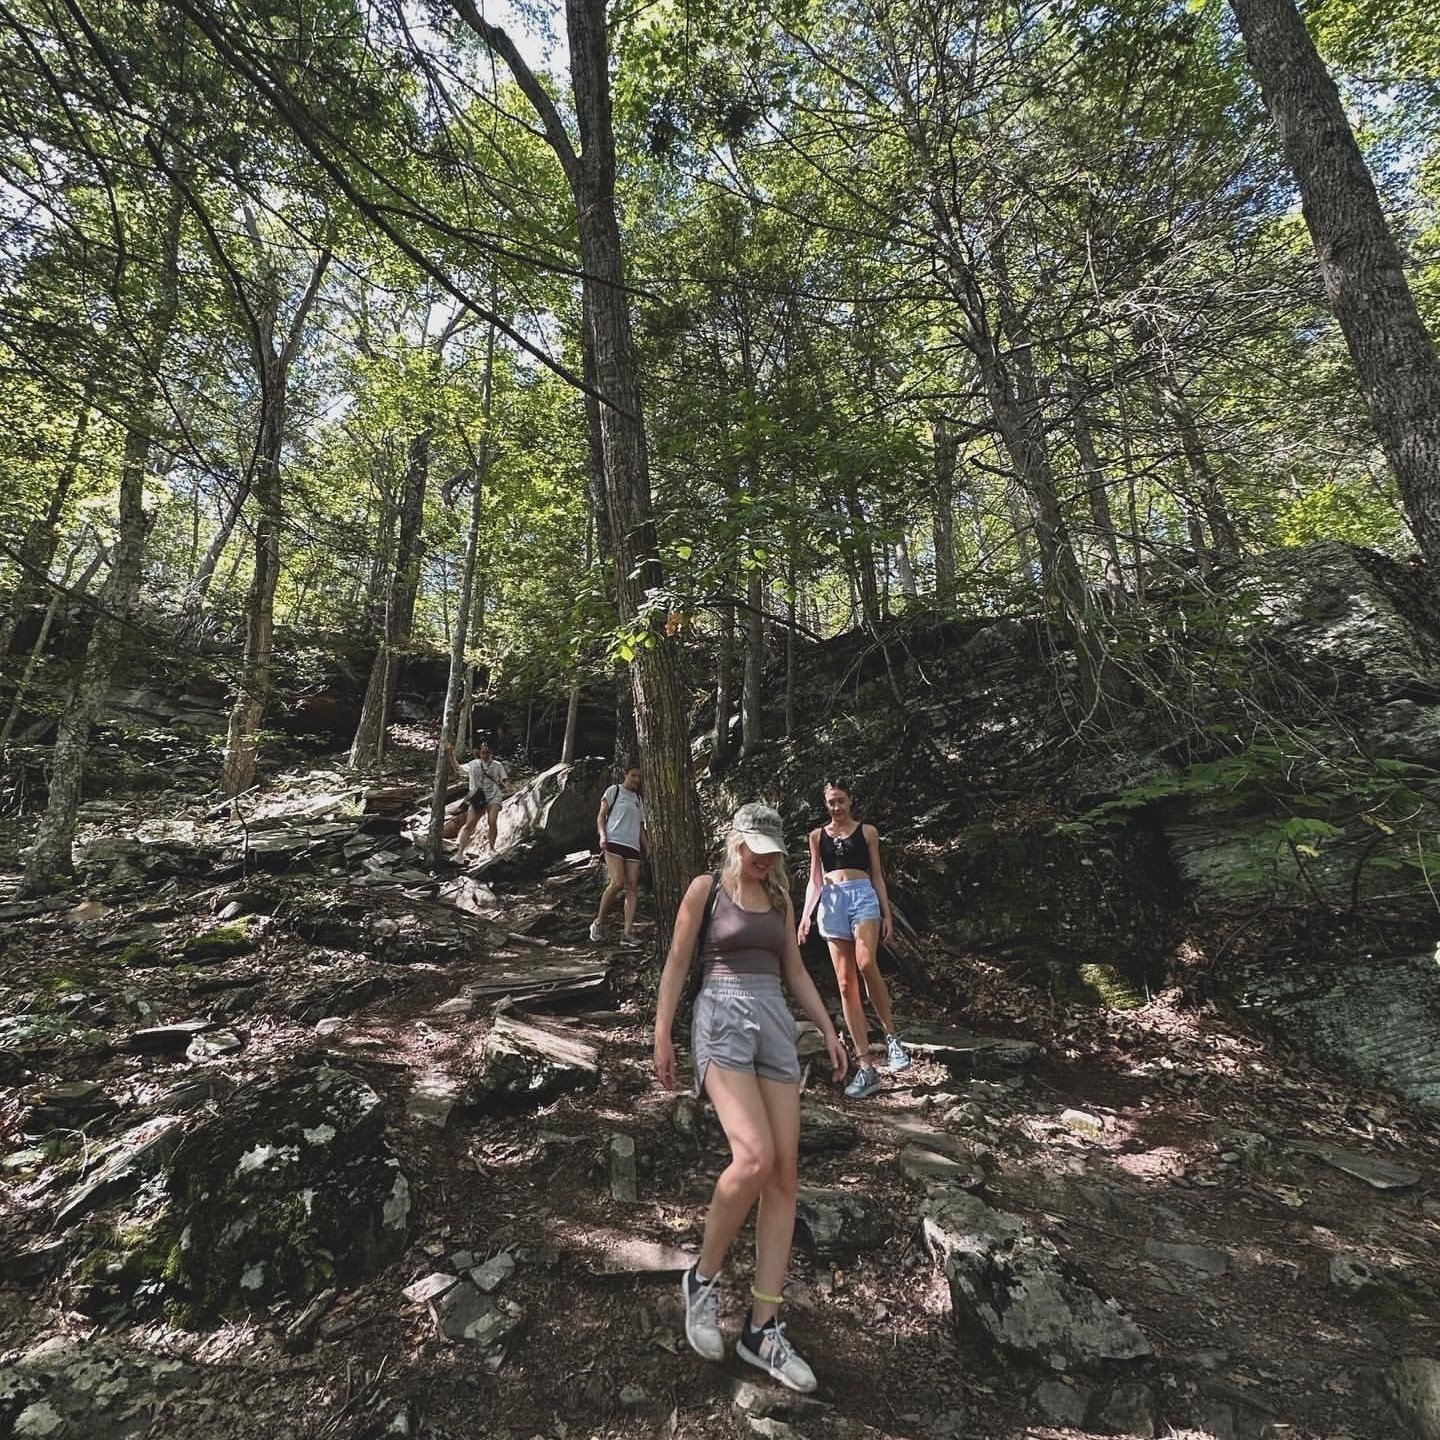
<box><xmin>589</xmin><ymin>763</ymin><xmax>647</xmax><ymax>948</ymax></box>
<box><xmin>445</xmin><ymin>739</ymin><xmax>510</xmax><ymax>863</ymax></box>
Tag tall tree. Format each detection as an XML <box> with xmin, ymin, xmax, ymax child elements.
<box><xmin>447</xmin><ymin>0</ymin><xmax>705</xmax><ymax>929</ymax></box>
<box><xmin>1228</xmin><ymin>0</ymin><xmax>1440</xmax><ymax>564</ymax></box>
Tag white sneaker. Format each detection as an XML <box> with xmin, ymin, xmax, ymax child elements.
<box><xmin>885</xmin><ymin>1034</ymin><xmax>912</xmax><ymax>1072</ymax></box>
<box><xmin>736</xmin><ymin>1320</ymin><xmax>817</xmax><ymax>1393</ymax></box>
<box><xmin>681</xmin><ymin>1265</ymin><xmax>725</xmax><ymax>1362</ymax></box>
<box><xmin>588</xmin><ymin>921</ymin><xmax>604</xmax><ymax>943</ymax></box>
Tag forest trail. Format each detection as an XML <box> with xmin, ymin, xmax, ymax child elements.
<box><xmin>6</xmin><ymin>760</ymin><xmax>1440</xmax><ymax>1440</ymax></box>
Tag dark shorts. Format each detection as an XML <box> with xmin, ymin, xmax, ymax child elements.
<box><xmin>692</xmin><ymin>974</ymin><xmax>801</xmax><ymax>1097</ymax></box>
<box><xmin>604</xmin><ymin>842</ymin><xmax>641</xmax><ymax>861</ymax></box>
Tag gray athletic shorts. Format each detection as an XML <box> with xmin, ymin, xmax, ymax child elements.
<box><xmin>692</xmin><ymin>973</ymin><xmax>802</xmax><ymax>1097</ymax></box>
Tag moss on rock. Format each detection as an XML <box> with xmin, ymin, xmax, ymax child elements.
<box><xmin>178</xmin><ymin>920</ymin><xmax>256</xmax><ymax>961</ymax></box>
<box><xmin>157</xmin><ymin>1067</ymin><xmax>412</xmax><ymax>1326</ymax></box>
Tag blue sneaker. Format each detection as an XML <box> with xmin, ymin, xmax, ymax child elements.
<box><xmin>843</xmin><ymin>1065</ymin><xmax>882</xmax><ymax>1099</ymax></box>
<box><xmin>885</xmin><ymin>1034</ymin><xmax>912</xmax><ymax>1073</ymax></box>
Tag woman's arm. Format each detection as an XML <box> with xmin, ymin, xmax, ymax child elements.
<box><xmin>780</xmin><ymin>898</ymin><xmax>848</xmax><ymax>1082</ymax></box>
<box><xmin>867</xmin><ymin>824</ymin><xmax>894</xmax><ymax>943</ymax></box>
<box><xmin>796</xmin><ymin>829</ymin><xmax>823</xmax><ymax>942</ymax></box>
<box><xmin>443</xmin><ymin>742</ymin><xmax>465</xmax><ymax>781</ymax></box>
<box><xmin>652</xmin><ymin>874</ymin><xmax>713</xmax><ymax>1089</ymax></box>
<box><xmin>595</xmin><ymin>792</ymin><xmax>612</xmax><ymax>847</ymax></box>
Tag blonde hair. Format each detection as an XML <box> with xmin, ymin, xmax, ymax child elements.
<box><xmin>720</xmin><ymin>829</ymin><xmax>790</xmax><ymax>910</ymax></box>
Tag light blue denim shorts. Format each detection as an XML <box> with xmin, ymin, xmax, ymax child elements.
<box><xmin>816</xmin><ymin>877</ymin><xmax>883</xmax><ymax>939</ymax></box>
<box><xmin>692</xmin><ymin>974</ymin><xmax>801</xmax><ymax>1096</ymax></box>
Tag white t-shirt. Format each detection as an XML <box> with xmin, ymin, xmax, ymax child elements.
<box><xmin>463</xmin><ymin>758</ymin><xmax>507</xmax><ymax>804</ymax></box>
<box><xmin>603</xmin><ymin>784</ymin><xmax>644</xmax><ymax>851</ymax></box>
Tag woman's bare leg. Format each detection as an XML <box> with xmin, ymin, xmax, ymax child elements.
<box><xmin>751</xmin><ymin>1077</ymin><xmax>800</xmax><ymax>1326</ymax></box>
<box><xmin>622</xmin><ymin>857</ymin><xmax>641</xmax><ymax>935</ymax></box>
<box><xmin>698</xmin><ymin>1066</ymin><xmax>777</xmax><ymax>1279</ymax></box>
<box><xmin>593</xmin><ymin>851</ymin><xmax>627</xmax><ymax>926</ymax></box>
<box><xmin>827</xmin><ymin>939</ymin><xmax>870</xmax><ymax>1061</ymax></box>
<box><xmin>852</xmin><ymin>918</ymin><xmax>897</xmax><ymax>1035</ymax></box>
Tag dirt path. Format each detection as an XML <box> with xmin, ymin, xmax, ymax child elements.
<box><xmin>4</xmin><ymin>823</ymin><xmax>1440</xmax><ymax>1440</ymax></box>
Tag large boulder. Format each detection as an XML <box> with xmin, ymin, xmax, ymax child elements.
<box><xmin>922</xmin><ymin>1187</ymin><xmax>1151</xmax><ymax>1371</ymax></box>
<box><xmin>0</xmin><ymin>1338</ymin><xmax>195</xmax><ymax>1440</ymax></box>
<box><xmin>161</xmin><ymin>1068</ymin><xmax>412</xmax><ymax>1323</ymax></box>
<box><xmin>1225</xmin><ymin>951</ymin><xmax>1440</xmax><ymax>1109</ymax></box>
<box><xmin>491</xmin><ymin>757</ymin><xmax>611</xmax><ymax>860</ymax></box>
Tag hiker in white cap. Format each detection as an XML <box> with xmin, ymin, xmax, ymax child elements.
<box><xmin>653</xmin><ymin>802</ymin><xmax>846</xmax><ymax>1393</ymax></box>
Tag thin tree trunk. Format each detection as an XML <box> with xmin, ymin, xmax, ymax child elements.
<box><xmin>427</xmin><ymin>323</ymin><xmax>496</xmax><ymax>867</ymax></box>
<box><xmin>565</xmin><ymin>0</ymin><xmax>703</xmax><ymax>927</ymax></box>
<box><xmin>560</xmin><ymin>679</ymin><xmax>582</xmax><ymax>764</ymax></box>
<box><xmin>0</xmin><ymin>385</ymin><xmax>95</xmax><ymax>660</ymax></box>
<box><xmin>784</xmin><ymin>589</ymin><xmax>798</xmax><ymax>738</ymax></box>
<box><xmin>451</xmin><ymin>0</ymin><xmax>704</xmax><ymax>933</ymax></box>
<box><xmin>222</xmin><ymin>371</ymin><xmax>284</xmax><ymax>798</ymax></box>
<box><xmin>350</xmin><ymin>423</ymin><xmax>431</xmax><ymax>767</ymax></box>
<box><xmin>1</xmin><ymin>537</ymin><xmax>102</xmax><ymax>749</ymax></box>
<box><xmin>1229</xmin><ymin>0</ymin><xmax>1440</xmax><ymax>565</ymax></box>
<box><xmin>222</xmin><ymin>244</ymin><xmax>329</xmax><ymax>799</ymax></box>
<box><xmin>21</xmin><ymin>181</ymin><xmax>182</xmax><ymax>896</ymax></box>
<box><xmin>713</xmin><ymin>588</ymin><xmax>735</xmax><ymax>770</ymax></box>
<box><xmin>931</xmin><ymin>416</ymin><xmax>957</xmax><ymax>593</ymax></box>
<box><xmin>843</xmin><ymin>483</ymin><xmax>882</xmax><ymax>627</ymax></box>
<box><xmin>741</xmin><ymin>569</ymin><xmax>764</xmax><ymax>755</ymax></box>
<box><xmin>1062</xmin><ymin>360</ymin><xmax>1126</xmax><ymax>593</ymax></box>
<box><xmin>187</xmin><ymin>475</ymin><xmax>251</xmax><ymax>607</ymax></box>
<box><xmin>895</xmin><ymin>532</ymin><xmax>918</xmax><ymax>599</ymax></box>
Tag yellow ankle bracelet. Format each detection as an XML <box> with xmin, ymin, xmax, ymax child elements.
<box><xmin>750</xmin><ymin>1287</ymin><xmax>784</xmax><ymax>1305</ymax></box>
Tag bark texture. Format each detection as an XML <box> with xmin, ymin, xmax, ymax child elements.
<box><xmin>1229</xmin><ymin>0</ymin><xmax>1440</xmax><ymax>565</ymax></box>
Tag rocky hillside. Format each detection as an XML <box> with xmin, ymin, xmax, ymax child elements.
<box><xmin>3</xmin><ymin>541</ymin><xmax>1440</xmax><ymax>1440</ymax></box>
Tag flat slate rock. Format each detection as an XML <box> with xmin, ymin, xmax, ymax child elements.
<box><xmin>902</xmin><ymin>1025</ymin><xmax>1042</xmax><ymax>1073</ymax></box>
<box><xmin>123</xmin><ymin>1020</ymin><xmax>214</xmax><ymax>1054</ymax></box>
<box><xmin>900</xmin><ymin>1144</ymin><xmax>985</xmax><ymax>1190</ymax></box>
<box><xmin>467</xmin><ymin>1012</ymin><xmax>599</xmax><ymax>1112</ymax></box>
<box><xmin>464</xmin><ymin>956</ymin><xmax>610</xmax><ymax>1007</ymax></box>
<box><xmin>55</xmin><ymin>1116</ymin><xmax>185</xmax><ymax>1227</ymax></box>
<box><xmin>1288</xmin><ymin>1140</ymin><xmax>1421</xmax><ymax>1190</ymax></box>
<box><xmin>799</xmin><ymin>1100</ymin><xmax>859</xmax><ymax>1154</ymax></box>
<box><xmin>407</xmin><ymin>1074</ymin><xmax>462</xmax><ymax>1129</ymax></box>
<box><xmin>580</xmin><ymin>1229</ymin><xmax>695</xmax><ymax>1275</ymax></box>
<box><xmin>1143</xmin><ymin>1240</ymin><xmax>1230</xmax><ymax>1277</ymax></box>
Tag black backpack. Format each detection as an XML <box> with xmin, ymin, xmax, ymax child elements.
<box><xmin>678</xmin><ymin>874</ymin><xmax>722</xmax><ymax>1029</ymax></box>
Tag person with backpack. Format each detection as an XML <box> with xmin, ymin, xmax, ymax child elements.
<box><xmin>653</xmin><ymin>803</ymin><xmax>847</xmax><ymax>1394</ymax></box>
<box><xmin>589</xmin><ymin>762</ymin><xmax>648</xmax><ymax>947</ymax></box>
<box><xmin>444</xmin><ymin>738</ymin><xmax>510</xmax><ymax>864</ymax></box>
<box><xmin>797</xmin><ymin>779</ymin><xmax>910</xmax><ymax>1099</ymax></box>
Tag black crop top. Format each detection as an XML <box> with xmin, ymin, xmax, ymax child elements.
<box><xmin>819</xmin><ymin>825</ymin><xmax>871</xmax><ymax>874</ymax></box>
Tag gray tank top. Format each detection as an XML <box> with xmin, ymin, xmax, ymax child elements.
<box><xmin>702</xmin><ymin>884</ymin><xmax>786</xmax><ymax>979</ymax></box>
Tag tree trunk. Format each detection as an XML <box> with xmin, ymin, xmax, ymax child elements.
<box><xmin>931</xmin><ymin>416</ymin><xmax>957</xmax><ymax>592</ymax></box>
<box><xmin>713</xmin><ymin>589</ymin><xmax>735</xmax><ymax>770</ymax></box>
<box><xmin>1229</xmin><ymin>0</ymin><xmax>1440</xmax><ymax>565</ymax></box>
<box><xmin>1</xmin><ymin>537</ymin><xmax>103</xmax><ymax>749</ymax></box>
<box><xmin>895</xmin><ymin>532</ymin><xmax>918</xmax><ymax>599</ymax></box>
<box><xmin>0</xmin><ymin>385</ymin><xmax>95</xmax><ymax>660</ymax></box>
<box><xmin>1062</xmin><ymin>360</ymin><xmax>1126</xmax><ymax>593</ymax></box>
<box><xmin>222</xmin><ymin>365</ymin><xmax>284</xmax><ymax>798</ymax></box>
<box><xmin>741</xmin><ymin>569</ymin><xmax>764</xmax><ymax>755</ymax></box>
<box><xmin>560</xmin><ymin>679</ymin><xmax>581</xmax><ymax>764</ymax></box>
<box><xmin>843</xmin><ymin>483</ymin><xmax>882</xmax><ymax>627</ymax></box>
<box><xmin>427</xmin><ymin>326</ymin><xmax>495</xmax><ymax>867</ymax></box>
<box><xmin>221</xmin><ymin>243</ymin><xmax>329</xmax><ymax>798</ymax></box>
<box><xmin>20</xmin><ymin>183</ymin><xmax>182</xmax><ymax>896</ymax></box>
<box><xmin>350</xmin><ymin>423</ymin><xmax>431</xmax><ymax>767</ymax></box>
<box><xmin>187</xmin><ymin>476</ymin><xmax>252</xmax><ymax>607</ymax></box>
<box><xmin>566</xmin><ymin>0</ymin><xmax>703</xmax><ymax>930</ymax></box>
